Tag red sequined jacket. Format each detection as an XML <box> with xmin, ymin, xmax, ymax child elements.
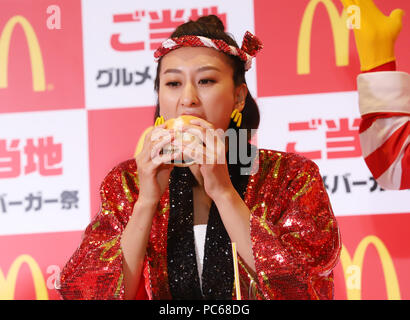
<box><xmin>57</xmin><ymin>149</ymin><xmax>341</xmax><ymax>300</ymax></box>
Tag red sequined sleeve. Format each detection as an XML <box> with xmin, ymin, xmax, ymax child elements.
<box><xmin>249</xmin><ymin>152</ymin><xmax>341</xmax><ymax>300</ymax></box>
<box><xmin>57</xmin><ymin>160</ymin><xmax>139</xmax><ymax>300</ymax></box>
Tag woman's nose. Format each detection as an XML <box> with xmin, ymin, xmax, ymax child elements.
<box><xmin>180</xmin><ymin>82</ymin><xmax>199</xmax><ymax>106</ymax></box>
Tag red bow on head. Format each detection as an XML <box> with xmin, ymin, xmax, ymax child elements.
<box><xmin>241</xmin><ymin>31</ymin><xmax>263</xmax><ymax>57</ymax></box>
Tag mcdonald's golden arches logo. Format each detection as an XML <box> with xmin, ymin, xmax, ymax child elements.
<box><xmin>297</xmin><ymin>0</ymin><xmax>350</xmax><ymax>74</ymax></box>
<box><xmin>0</xmin><ymin>254</ymin><xmax>48</xmax><ymax>300</ymax></box>
<box><xmin>0</xmin><ymin>15</ymin><xmax>46</xmax><ymax>91</ymax></box>
<box><xmin>340</xmin><ymin>235</ymin><xmax>401</xmax><ymax>300</ymax></box>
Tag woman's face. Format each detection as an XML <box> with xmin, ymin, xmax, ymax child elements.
<box><xmin>158</xmin><ymin>47</ymin><xmax>247</xmax><ymax>131</ymax></box>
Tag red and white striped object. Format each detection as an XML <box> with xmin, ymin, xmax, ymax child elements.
<box><xmin>154</xmin><ymin>31</ymin><xmax>263</xmax><ymax>71</ymax></box>
<box><xmin>357</xmin><ymin>71</ymin><xmax>410</xmax><ymax>190</ymax></box>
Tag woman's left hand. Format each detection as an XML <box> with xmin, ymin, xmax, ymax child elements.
<box><xmin>180</xmin><ymin>118</ymin><xmax>234</xmax><ymax>200</ymax></box>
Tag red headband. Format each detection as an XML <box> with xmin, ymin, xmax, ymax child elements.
<box><xmin>154</xmin><ymin>31</ymin><xmax>263</xmax><ymax>71</ymax></box>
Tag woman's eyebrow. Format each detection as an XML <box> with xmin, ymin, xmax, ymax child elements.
<box><xmin>163</xmin><ymin>68</ymin><xmax>182</xmax><ymax>74</ymax></box>
<box><xmin>197</xmin><ymin>66</ymin><xmax>221</xmax><ymax>73</ymax></box>
<box><xmin>162</xmin><ymin>66</ymin><xmax>221</xmax><ymax>75</ymax></box>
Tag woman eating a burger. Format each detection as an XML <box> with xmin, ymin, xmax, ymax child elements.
<box><xmin>57</xmin><ymin>15</ymin><xmax>341</xmax><ymax>300</ymax></box>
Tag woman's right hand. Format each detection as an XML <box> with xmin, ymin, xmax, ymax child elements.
<box><xmin>135</xmin><ymin>124</ymin><xmax>177</xmax><ymax>205</ymax></box>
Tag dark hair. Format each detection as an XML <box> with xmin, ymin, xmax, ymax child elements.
<box><xmin>153</xmin><ymin>15</ymin><xmax>260</xmax><ymax>137</ymax></box>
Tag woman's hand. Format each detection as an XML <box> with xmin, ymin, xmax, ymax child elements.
<box><xmin>341</xmin><ymin>0</ymin><xmax>404</xmax><ymax>71</ymax></box>
<box><xmin>135</xmin><ymin>124</ymin><xmax>178</xmax><ymax>205</ymax></box>
<box><xmin>181</xmin><ymin>118</ymin><xmax>235</xmax><ymax>200</ymax></box>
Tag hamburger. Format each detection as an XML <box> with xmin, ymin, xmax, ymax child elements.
<box><xmin>162</xmin><ymin>115</ymin><xmax>203</xmax><ymax>167</ymax></box>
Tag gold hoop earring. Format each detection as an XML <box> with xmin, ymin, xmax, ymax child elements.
<box><xmin>155</xmin><ymin>116</ymin><xmax>165</xmax><ymax>126</ymax></box>
<box><xmin>231</xmin><ymin>109</ymin><xmax>242</xmax><ymax>128</ymax></box>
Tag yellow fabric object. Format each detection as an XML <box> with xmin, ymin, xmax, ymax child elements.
<box><xmin>341</xmin><ymin>0</ymin><xmax>404</xmax><ymax>71</ymax></box>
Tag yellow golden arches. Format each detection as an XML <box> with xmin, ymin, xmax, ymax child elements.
<box><xmin>271</xmin><ymin>152</ymin><xmax>283</xmax><ymax>179</ymax></box>
<box><xmin>231</xmin><ymin>109</ymin><xmax>242</xmax><ymax>127</ymax></box>
<box><xmin>340</xmin><ymin>235</ymin><xmax>401</xmax><ymax>300</ymax></box>
<box><xmin>251</xmin><ymin>202</ymin><xmax>276</xmax><ymax>237</ymax></box>
<box><xmin>99</xmin><ymin>236</ymin><xmax>122</xmax><ymax>262</ymax></box>
<box><xmin>0</xmin><ymin>15</ymin><xmax>46</xmax><ymax>91</ymax></box>
<box><xmin>121</xmin><ymin>171</ymin><xmax>139</xmax><ymax>203</ymax></box>
<box><xmin>114</xmin><ymin>272</ymin><xmax>124</xmax><ymax>298</ymax></box>
<box><xmin>297</xmin><ymin>0</ymin><xmax>349</xmax><ymax>74</ymax></box>
<box><xmin>291</xmin><ymin>172</ymin><xmax>316</xmax><ymax>201</ymax></box>
<box><xmin>0</xmin><ymin>254</ymin><xmax>48</xmax><ymax>300</ymax></box>
<box><xmin>154</xmin><ymin>116</ymin><xmax>165</xmax><ymax>126</ymax></box>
